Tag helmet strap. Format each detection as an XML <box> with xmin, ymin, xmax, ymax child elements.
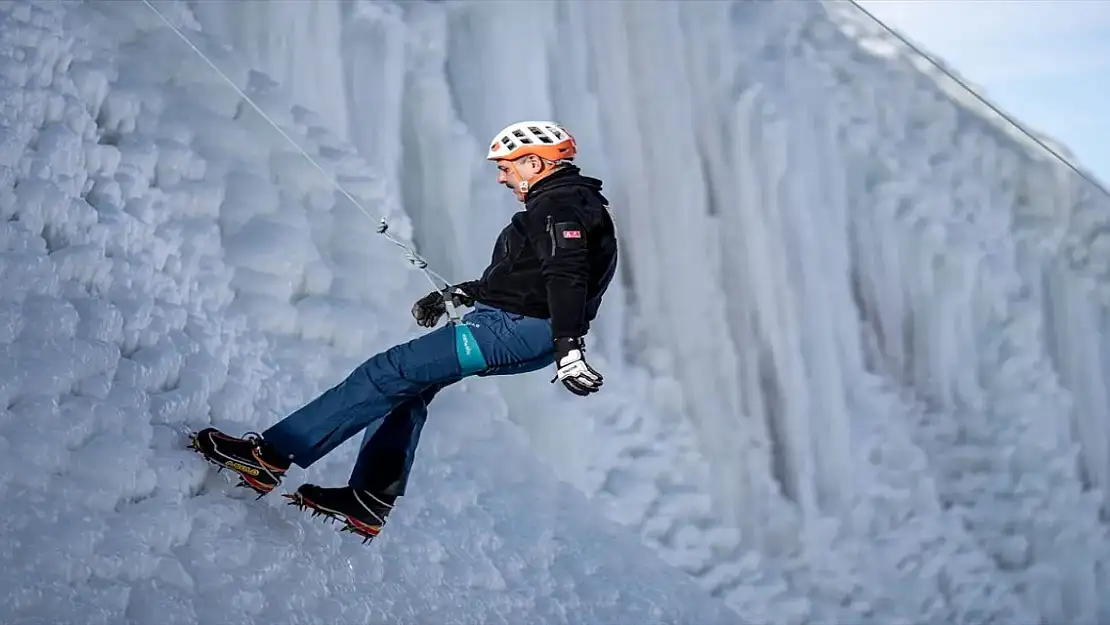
<box><xmin>508</xmin><ymin>161</ymin><xmax>529</xmax><ymax>195</ymax></box>
<box><xmin>510</xmin><ymin>158</ymin><xmax>558</xmax><ymax>197</ymax></box>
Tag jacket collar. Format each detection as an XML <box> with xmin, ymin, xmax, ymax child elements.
<box><xmin>524</xmin><ymin>165</ymin><xmax>607</xmax><ymax>206</ymax></box>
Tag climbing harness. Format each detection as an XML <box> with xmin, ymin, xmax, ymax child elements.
<box><xmin>140</xmin><ymin>0</ymin><xmax>469</xmax><ymax>323</ymax></box>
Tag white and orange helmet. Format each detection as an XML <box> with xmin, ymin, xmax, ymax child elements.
<box><xmin>486</xmin><ymin>121</ymin><xmax>577</xmax><ymax>163</ymax></box>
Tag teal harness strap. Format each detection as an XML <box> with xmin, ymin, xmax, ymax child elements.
<box><xmin>453</xmin><ymin>322</ymin><xmax>488</xmax><ymax>376</ymax></box>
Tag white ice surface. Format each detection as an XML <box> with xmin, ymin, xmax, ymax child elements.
<box><xmin>0</xmin><ymin>2</ymin><xmax>738</xmax><ymax>624</ymax></box>
<box><xmin>185</xmin><ymin>0</ymin><xmax>1110</xmax><ymax>623</ymax></box>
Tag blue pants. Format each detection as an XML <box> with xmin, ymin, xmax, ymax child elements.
<box><xmin>262</xmin><ymin>304</ymin><xmax>554</xmax><ymax>496</ymax></box>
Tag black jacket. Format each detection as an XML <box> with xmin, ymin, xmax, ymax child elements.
<box><xmin>458</xmin><ymin>165</ymin><xmax>618</xmax><ymax>339</ymax></box>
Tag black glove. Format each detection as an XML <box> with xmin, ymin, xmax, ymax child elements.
<box><xmin>551</xmin><ymin>337</ymin><xmax>603</xmax><ymax>396</ymax></box>
<box><xmin>411</xmin><ymin>286</ymin><xmax>475</xmax><ymax>328</ymax></box>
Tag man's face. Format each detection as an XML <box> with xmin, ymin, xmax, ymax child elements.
<box><xmin>496</xmin><ymin>156</ymin><xmax>542</xmax><ymax>202</ymax></box>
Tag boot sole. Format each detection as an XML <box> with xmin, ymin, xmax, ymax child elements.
<box><xmin>283</xmin><ymin>491</ymin><xmax>383</xmax><ymax>544</ymax></box>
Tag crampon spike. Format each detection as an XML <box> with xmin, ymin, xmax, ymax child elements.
<box><xmin>344</xmin><ymin>523</ymin><xmax>376</xmax><ymax>544</ymax></box>
<box><xmin>282</xmin><ymin>492</ymin><xmax>377</xmax><ymax>543</ymax></box>
<box><xmin>337</xmin><ymin>520</ymin><xmax>378</xmax><ymax>543</ymax></box>
<box><xmin>186</xmin><ymin>432</ymin><xmax>202</xmax><ymax>453</ymax></box>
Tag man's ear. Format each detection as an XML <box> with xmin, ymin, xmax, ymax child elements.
<box><xmin>524</xmin><ymin>154</ymin><xmax>544</xmax><ymax>173</ymax></box>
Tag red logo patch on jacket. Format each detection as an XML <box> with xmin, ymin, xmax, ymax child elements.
<box><xmin>562</xmin><ymin>230</ymin><xmax>582</xmax><ymax>239</ymax></box>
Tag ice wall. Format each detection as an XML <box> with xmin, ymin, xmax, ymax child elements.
<box><xmin>180</xmin><ymin>0</ymin><xmax>1110</xmax><ymax>622</ymax></box>
<box><xmin>0</xmin><ymin>1</ymin><xmax>743</xmax><ymax>623</ymax></box>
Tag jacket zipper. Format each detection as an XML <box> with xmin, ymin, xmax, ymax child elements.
<box><xmin>489</xmin><ymin>234</ymin><xmax>510</xmax><ymax>275</ymax></box>
<box><xmin>546</xmin><ymin>215</ymin><xmax>556</xmax><ymax>257</ymax></box>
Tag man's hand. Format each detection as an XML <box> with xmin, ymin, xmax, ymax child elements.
<box><xmin>551</xmin><ymin>337</ymin><xmax>603</xmax><ymax>396</ymax></box>
<box><xmin>411</xmin><ymin>287</ymin><xmax>474</xmax><ymax>328</ymax></box>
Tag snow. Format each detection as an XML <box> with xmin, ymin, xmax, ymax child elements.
<box><xmin>5</xmin><ymin>0</ymin><xmax>1110</xmax><ymax>623</ymax></box>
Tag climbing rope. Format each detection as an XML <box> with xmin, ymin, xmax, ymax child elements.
<box><xmin>846</xmin><ymin>0</ymin><xmax>1110</xmax><ymax>200</ymax></box>
<box><xmin>139</xmin><ymin>0</ymin><xmax>464</xmax><ymax>322</ymax></box>
<box><xmin>143</xmin><ymin>0</ymin><xmax>1107</xmax><ymax>325</ymax></box>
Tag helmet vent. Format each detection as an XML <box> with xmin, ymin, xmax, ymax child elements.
<box><xmin>512</xmin><ymin>129</ymin><xmax>534</xmax><ymax>144</ymax></box>
<box><xmin>528</xmin><ymin>126</ymin><xmax>555</xmax><ymax>143</ymax></box>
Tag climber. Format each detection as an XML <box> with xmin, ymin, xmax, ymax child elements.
<box><xmin>188</xmin><ymin>121</ymin><xmax>619</xmax><ymax>544</ymax></box>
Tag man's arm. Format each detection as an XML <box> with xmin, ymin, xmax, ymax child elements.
<box><xmin>525</xmin><ymin>196</ymin><xmax>591</xmax><ymax>339</ymax></box>
<box><xmin>451</xmin><ymin>279</ymin><xmax>483</xmax><ymax>303</ymax></box>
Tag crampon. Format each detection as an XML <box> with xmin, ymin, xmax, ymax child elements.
<box><xmin>282</xmin><ymin>489</ymin><xmax>385</xmax><ymax>545</ymax></box>
<box><xmin>185</xmin><ymin>428</ymin><xmax>286</xmax><ymax>500</ymax></box>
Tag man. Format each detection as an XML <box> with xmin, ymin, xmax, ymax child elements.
<box><xmin>188</xmin><ymin>121</ymin><xmax>619</xmax><ymax>543</ymax></box>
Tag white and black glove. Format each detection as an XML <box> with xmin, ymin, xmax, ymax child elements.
<box><xmin>551</xmin><ymin>337</ymin><xmax>603</xmax><ymax>396</ymax></box>
<box><xmin>411</xmin><ymin>286</ymin><xmax>474</xmax><ymax>328</ymax></box>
